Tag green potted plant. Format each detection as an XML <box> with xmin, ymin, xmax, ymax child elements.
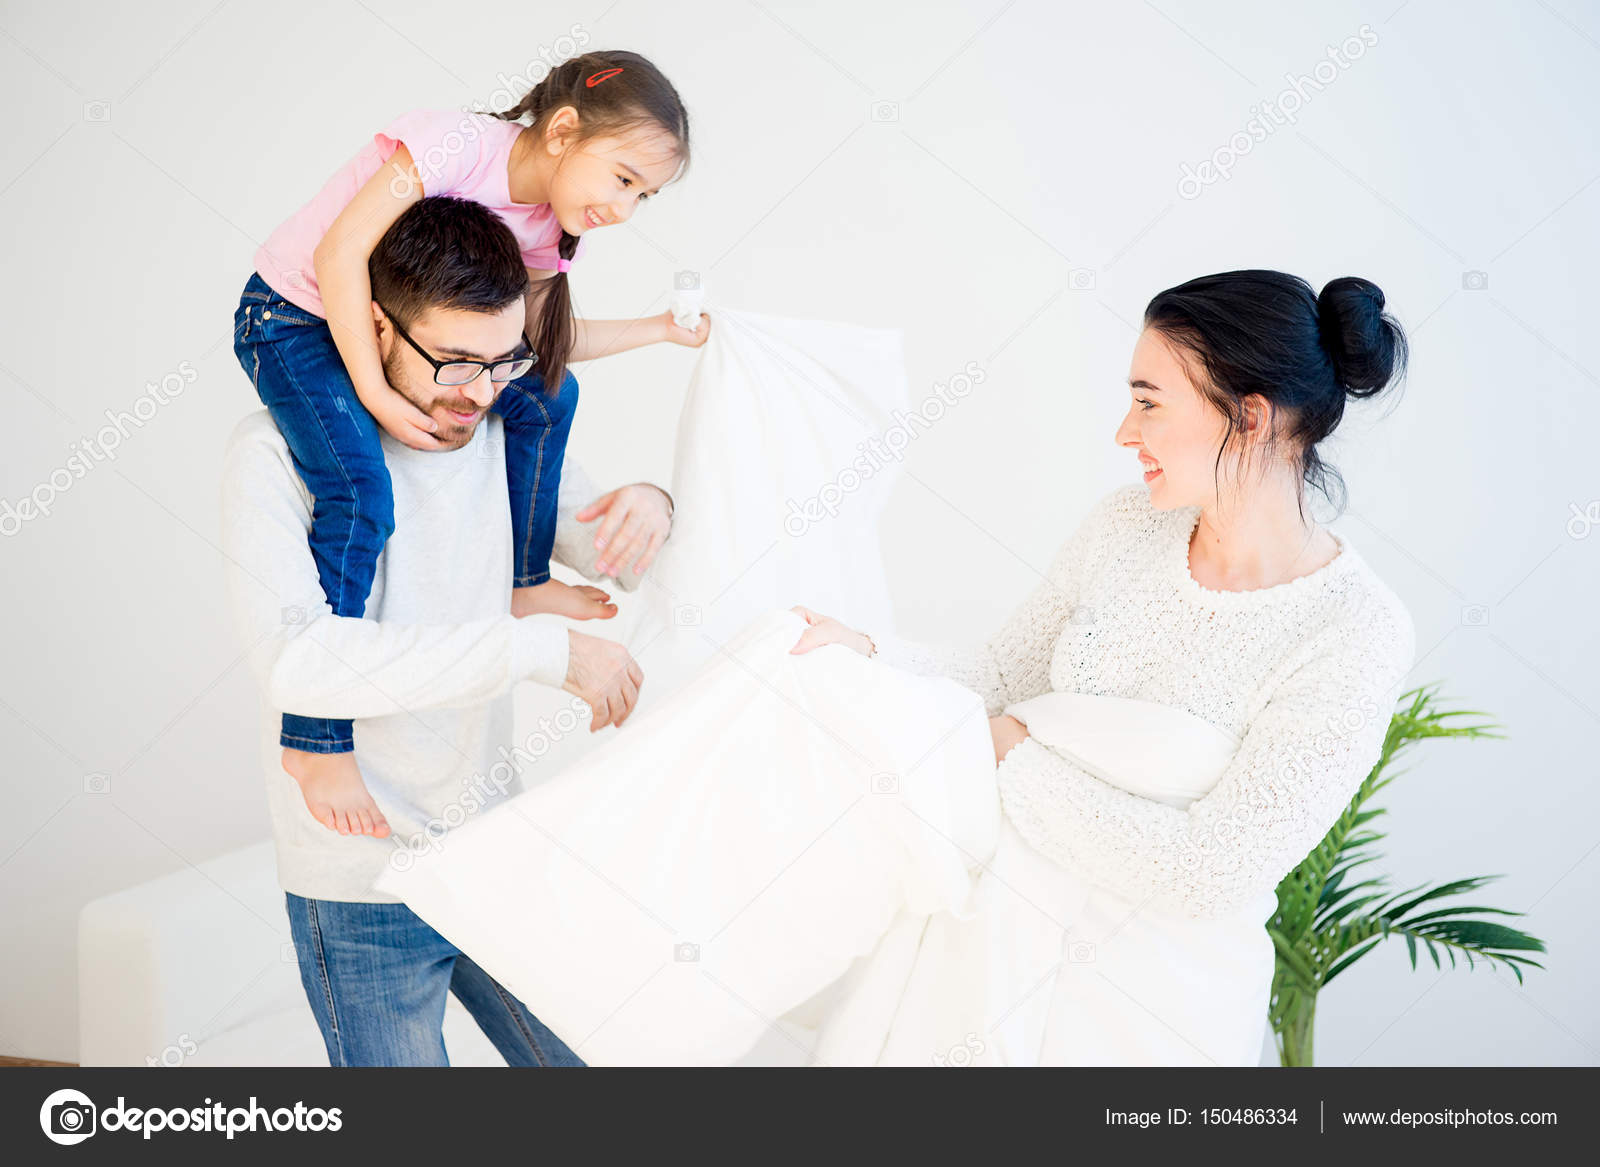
<box><xmin>1268</xmin><ymin>683</ymin><xmax>1546</xmax><ymax>1066</ymax></box>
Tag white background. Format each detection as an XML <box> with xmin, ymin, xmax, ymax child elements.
<box><xmin>0</xmin><ymin>0</ymin><xmax>1595</xmax><ymax>1065</ymax></box>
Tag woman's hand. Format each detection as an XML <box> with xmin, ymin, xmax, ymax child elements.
<box><xmin>577</xmin><ymin>484</ymin><xmax>673</xmax><ymax>577</ymax></box>
<box><xmin>661</xmin><ymin>311</ymin><xmax>710</xmax><ymax>348</ymax></box>
<box><xmin>788</xmin><ymin>606</ymin><xmax>873</xmax><ymax>657</ymax></box>
<box><xmin>988</xmin><ymin>715</ymin><xmax>1030</xmax><ymax>765</ymax></box>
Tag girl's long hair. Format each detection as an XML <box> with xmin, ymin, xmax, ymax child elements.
<box><xmin>497</xmin><ymin>50</ymin><xmax>690</xmax><ymax>395</ymax></box>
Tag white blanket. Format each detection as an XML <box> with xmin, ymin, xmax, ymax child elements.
<box><xmin>376</xmin><ymin>608</ymin><xmax>998</xmax><ymax>1064</ymax></box>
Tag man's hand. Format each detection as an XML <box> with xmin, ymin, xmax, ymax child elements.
<box><xmin>988</xmin><ymin>715</ymin><xmax>1030</xmax><ymax>765</ymax></box>
<box><xmin>562</xmin><ymin>630</ymin><xmax>644</xmax><ymax>730</ymax></box>
<box><xmin>576</xmin><ymin>483</ymin><xmax>673</xmax><ymax>578</ymax></box>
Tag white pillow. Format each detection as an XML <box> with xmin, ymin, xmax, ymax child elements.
<box><xmin>632</xmin><ymin>306</ymin><xmax>909</xmax><ymax>695</ymax></box>
<box><xmin>519</xmin><ymin>306</ymin><xmax>912</xmax><ymax>769</ymax></box>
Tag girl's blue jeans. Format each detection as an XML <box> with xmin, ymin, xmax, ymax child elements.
<box><xmin>232</xmin><ymin>272</ymin><xmax>578</xmax><ymax>754</ymax></box>
<box><xmin>284</xmin><ymin>892</ymin><xmax>585</xmax><ymax>1066</ymax></box>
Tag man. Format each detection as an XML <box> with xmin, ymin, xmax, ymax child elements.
<box><xmin>221</xmin><ymin>196</ymin><xmax>672</xmax><ymax>1066</ymax></box>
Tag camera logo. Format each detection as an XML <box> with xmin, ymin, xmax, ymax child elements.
<box><xmin>40</xmin><ymin>1088</ymin><xmax>97</xmax><ymax>1146</ymax></box>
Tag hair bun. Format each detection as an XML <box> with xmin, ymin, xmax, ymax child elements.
<box><xmin>1317</xmin><ymin>276</ymin><xmax>1407</xmax><ymax>399</ymax></box>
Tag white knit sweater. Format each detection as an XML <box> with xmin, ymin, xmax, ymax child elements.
<box><xmin>877</xmin><ymin>484</ymin><xmax>1415</xmax><ymax>920</ymax></box>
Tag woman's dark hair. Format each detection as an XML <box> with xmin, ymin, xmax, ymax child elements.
<box><xmin>369</xmin><ymin>195</ymin><xmax>529</xmax><ymax>328</ymax></box>
<box><xmin>496</xmin><ymin>50</ymin><xmax>691</xmax><ymax>395</ymax></box>
<box><xmin>1143</xmin><ymin>269</ymin><xmax>1407</xmax><ymax>515</ymax></box>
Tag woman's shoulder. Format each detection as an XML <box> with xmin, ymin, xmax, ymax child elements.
<box><xmin>1324</xmin><ymin>539</ymin><xmax>1416</xmax><ymax>667</ymax></box>
<box><xmin>1262</xmin><ymin>536</ymin><xmax>1416</xmax><ymax>694</ymax></box>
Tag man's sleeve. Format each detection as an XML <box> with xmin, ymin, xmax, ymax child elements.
<box><xmin>220</xmin><ymin>413</ymin><xmax>569</xmax><ymax>720</ymax></box>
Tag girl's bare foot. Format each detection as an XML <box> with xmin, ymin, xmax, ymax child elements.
<box><xmin>512</xmin><ymin>579</ymin><xmax>617</xmax><ymax>620</ymax></box>
<box><xmin>280</xmin><ymin>748</ymin><xmax>390</xmax><ymax>837</ymax></box>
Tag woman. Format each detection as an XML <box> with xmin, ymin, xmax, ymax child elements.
<box><xmin>378</xmin><ymin>270</ymin><xmax>1416</xmax><ymax>1066</ymax></box>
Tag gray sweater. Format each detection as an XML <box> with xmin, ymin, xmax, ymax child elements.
<box><xmin>221</xmin><ymin>409</ymin><xmax>630</xmax><ymax>901</ymax></box>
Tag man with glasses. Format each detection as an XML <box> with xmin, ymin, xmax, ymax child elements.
<box><xmin>221</xmin><ymin>196</ymin><xmax>672</xmax><ymax>1065</ymax></box>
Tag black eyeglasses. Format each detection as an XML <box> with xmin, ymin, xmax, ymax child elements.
<box><xmin>380</xmin><ymin>305</ymin><xmax>537</xmax><ymax>387</ymax></box>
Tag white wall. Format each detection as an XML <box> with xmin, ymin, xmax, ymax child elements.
<box><xmin>0</xmin><ymin>0</ymin><xmax>1594</xmax><ymax>1065</ymax></box>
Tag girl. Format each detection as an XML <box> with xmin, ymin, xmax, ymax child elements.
<box><xmin>232</xmin><ymin>50</ymin><xmax>705</xmax><ymax>839</ymax></box>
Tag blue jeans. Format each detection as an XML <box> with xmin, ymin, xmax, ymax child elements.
<box><xmin>284</xmin><ymin>892</ymin><xmax>585</xmax><ymax>1066</ymax></box>
<box><xmin>232</xmin><ymin>273</ymin><xmax>579</xmax><ymax>754</ymax></box>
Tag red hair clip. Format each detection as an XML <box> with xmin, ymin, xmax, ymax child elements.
<box><xmin>586</xmin><ymin>67</ymin><xmax>623</xmax><ymax>88</ymax></box>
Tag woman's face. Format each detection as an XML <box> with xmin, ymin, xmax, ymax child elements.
<box><xmin>1115</xmin><ymin>328</ymin><xmax>1236</xmax><ymax>511</ymax></box>
<box><xmin>543</xmin><ymin>115</ymin><xmax>681</xmax><ymax>237</ymax></box>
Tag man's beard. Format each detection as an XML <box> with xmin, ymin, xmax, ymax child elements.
<box><xmin>382</xmin><ymin>348</ymin><xmax>486</xmax><ymax>450</ymax></box>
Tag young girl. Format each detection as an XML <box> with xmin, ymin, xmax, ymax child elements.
<box><xmin>232</xmin><ymin>50</ymin><xmax>703</xmax><ymax>840</ymax></box>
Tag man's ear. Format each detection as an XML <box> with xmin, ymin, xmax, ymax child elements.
<box><xmin>371</xmin><ymin>301</ymin><xmax>394</xmax><ymax>355</ymax></box>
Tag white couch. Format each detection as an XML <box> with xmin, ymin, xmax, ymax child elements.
<box><xmin>78</xmin><ymin>840</ymin><xmax>506</xmax><ymax>1066</ymax></box>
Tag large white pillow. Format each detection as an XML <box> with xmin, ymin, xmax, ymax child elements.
<box><xmin>626</xmin><ymin>306</ymin><xmax>910</xmax><ymax>695</ymax></box>
<box><xmin>528</xmin><ymin>306</ymin><xmax>911</xmax><ymax>745</ymax></box>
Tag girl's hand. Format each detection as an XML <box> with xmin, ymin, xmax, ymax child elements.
<box><xmin>788</xmin><ymin>606</ymin><xmax>873</xmax><ymax>657</ymax></box>
<box><xmin>577</xmin><ymin>484</ymin><xmax>673</xmax><ymax>577</ymax></box>
<box><xmin>364</xmin><ymin>383</ymin><xmax>446</xmax><ymax>451</ymax></box>
<box><xmin>988</xmin><ymin>715</ymin><xmax>1030</xmax><ymax>765</ymax></box>
<box><xmin>661</xmin><ymin>311</ymin><xmax>710</xmax><ymax>348</ymax></box>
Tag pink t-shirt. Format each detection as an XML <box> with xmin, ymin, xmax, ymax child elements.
<box><xmin>254</xmin><ymin>108</ymin><xmax>587</xmax><ymax>317</ymax></box>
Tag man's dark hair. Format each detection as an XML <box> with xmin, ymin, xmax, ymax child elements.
<box><xmin>369</xmin><ymin>196</ymin><xmax>529</xmax><ymax>330</ymax></box>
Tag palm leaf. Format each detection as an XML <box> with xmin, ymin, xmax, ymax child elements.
<box><xmin>1268</xmin><ymin>685</ymin><xmax>1542</xmax><ymax>1066</ymax></box>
